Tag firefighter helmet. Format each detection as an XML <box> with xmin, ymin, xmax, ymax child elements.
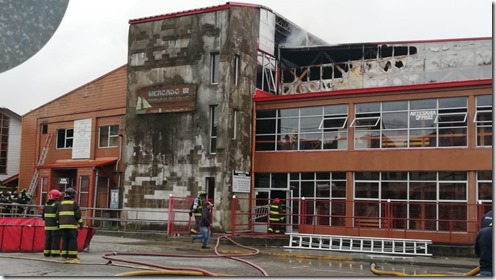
<box><xmin>64</xmin><ymin>187</ymin><xmax>76</xmax><ymax>199</ymax></box>
<box><xmin>48</xmin><ymin>189</ymin><xmax>61</xmax><ymax>200</ymax></box>
<box><xmin>199</xmin><ymin>192</ymin><xmax>207</xmax><ymax>197</ymax></box>
<box><xmin>273</xmin><ymin>198</ymin><xmax>280</xmax><ymax>204</ymax></box>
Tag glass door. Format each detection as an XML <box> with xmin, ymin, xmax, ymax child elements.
<box><xmin>253</xmin><ymin>190</ymin><xmax>269</xmax><ymax>233</ymax></box>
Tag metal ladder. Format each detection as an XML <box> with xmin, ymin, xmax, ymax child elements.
<box><xmin>26</xmin><ymin>134</ymin><xmax>52</xmax><ymax>197</ymax></box>
<box><xmin>284</xmin><ymin>233</ymin><xmax>432</xmax><ymax>256</ymax></box>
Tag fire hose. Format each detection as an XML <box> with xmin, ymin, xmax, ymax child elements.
<box><xmin>102</xmin><ymin>234</ymin><xmax>269</xmax><ymax>277</ymax></box>
<box><xmin>370</xmin><ymin>262</ymin><xmax>480</xmax><ymax>277</ymax></box>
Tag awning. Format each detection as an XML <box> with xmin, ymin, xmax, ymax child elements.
<box><xmin>37</xmin><ymin>157</ymin><xmax>118</xmax><ymax>169</ymax></box>
<box><xmin>1</xmin><ymin>173</ymin><xmax>18</xmax><ymax>185</ymax></box>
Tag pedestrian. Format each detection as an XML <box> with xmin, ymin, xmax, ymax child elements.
<box><xmin>42</xmin><ymin>189</ymin><xmax>61</xmax><ymax>257</ymax></box>
<box><xmin>475</xmin><ymin>222</ymin><xmax>493</xmax><ymax>276</ymax></box>
<box><xmin>56</xmin><ymin>187</ymin><xmax>83</xmax><ymax>263</ymax></box>
<box><xmin>189</xmin><ymin>192</ymin><xmax>207</xmax><ymax>234</ymax></box>
<box><xmin>481</xmin><ymin>210</ymin><xmax>492</xmax><ymax>229</ymax></box>
<box><xmin>268</xmin><ymin>198</ymin><xmax>285</xmax><ymax>234</ymax></box>
<box><xmin>191</xmin><ymin>201</ymin><xmax>213</xmax><ymax>249</ymax></box>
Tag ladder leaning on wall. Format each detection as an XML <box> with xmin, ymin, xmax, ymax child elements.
<box><xmin>26</xmin><ymin>134</ymin><xmax>53</xmax><ymax>198</ymax></box>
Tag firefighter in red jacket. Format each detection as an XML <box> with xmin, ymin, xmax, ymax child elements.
<box><xmin>56</xmin><ymin>187</ymin><xmax>83</xmax><ymax>263</ymax></box>
<box><xmin>42</xmin><ymin>189</ymin><xmax>61</xmax><ymax>257</ymax></box>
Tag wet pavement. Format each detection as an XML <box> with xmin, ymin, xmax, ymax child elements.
<box><xmin>0</xmin><ymin>232</ymin><xmax>481</xmax><ymax>277</ymax></box>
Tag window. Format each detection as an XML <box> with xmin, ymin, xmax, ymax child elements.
<box><xmin>350</xmin><ymin>116</ymin><xmax>380</xmax><ymax>127</ymax></box>
<box><xmin>354</xmin><ymin>171</ymin><xmax>467</xmax><ymax>231</ymax></box>
<box><xmin>99</xmin><ymin>125</ymin><xmax>119</xmax><ymax>147</ymax></box>
<box><xmin>255</xmin><ymin>104</ymin><xmax>348</xmax><ymax>151</ymax></box>
<box><xmin>40</xmin><ymin>177</ymin><xmax>49</xmax><ymax>205</ymax></box>
<box><xmin>233</xmin><ymin>54</ymin><xmax>240</xmax><ymax>85</ymax></box>
<box><xmin>231</xmin><ymin>109</ymin><xmax>238</xmax><ymax>140</ymax></box>
<box><xmin>353</xmin><ymin>97</ymin><xmax>468</xmax><ymax>149</ymax></box>
<box><xmin>474</xmin><ymin>95</ymin><xmax>492</xmax><ymax>147</ymax></box>
<box><xmin>56</xmin><ymin>128</ymin><xmax>74</xmax><ymax>149</ymax></box>
<box><xmin>0</xmin><ymin>113</ymin><xmax>8</xmax><ymax>174</ymax></box>
<box><xmin>79</xmin><ymin>176</ymin><xmax>90</xmax><ymax>207</ymax></box>
<box><xmin>319</xmin><ymin>116</ymin><xmax>347</xmax><ymax>130</ymax></box>
<box><xmin>211</xmin><ymin>53</ymin><xmax>220</xmax><ymax>84</ymax></box>
<box><xmin>209</xmin><ymin>105</ymin><xmax>218</xmax><ymax>154</ymax></box>
<box><xmin>41</xmin><ymin>124</ymin><xmax>48</xmax><ymax>134</ymax></box>
<box><xmin>254</xmin><ymin>172</ymin><xmax>347</xmax><ymax>227</ymax></box>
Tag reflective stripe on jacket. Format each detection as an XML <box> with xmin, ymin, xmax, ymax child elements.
<box><xmin>57</xmin><ymin>199</ymin><xmax>83</xmax><ymax>229</ymax></box>
<box><xmin>42</xmin><ymin>200</ymin><xmax>60</xmax><ymax>231</ymax></box>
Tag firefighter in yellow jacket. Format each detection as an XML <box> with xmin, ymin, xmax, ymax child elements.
<box><xmin>56</xmin><ymin>187</ymin><xmax>83</xmax><ymax>263</ymax></box>
<box><xmin>42</xmin><ymin>189</ymin><xmax>61</xmax><ymax>257</ymax></box>
<box><xmin>268</xmin><ymin>198</ymin><xmax>285</xmax><ymax>234</ymax></box>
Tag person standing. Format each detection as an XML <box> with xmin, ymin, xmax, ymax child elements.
<box><xmin>191</xmin><ymin>201</ymin><xmax>213</xmax><ymax>249</ymax></box>
<box><xmin>42</xmin><ymin>189</ymin><xmax>61</xmax><ymax>257</ymax></box>
<box><xmin>268</xmin><ymin>198</ymin><xmax>285</xmax><ymax>234</ymax></box>
<box><xmin>481</xmin><ymin>210</ymin><xmax>493</xmax><ymax>229</ymax></box>
<box><xmin>475</xmin><ymin>222</ymin><xmax>493</xmax><ymax>276</ymax></box>
<box><xmin>57</xmin><ymin>187</ymin><xmax>83</xmax><ymax>263</ymax></box>
<box><xmin>189</xmin><ymin>192</ymin><xmax>207</xmax><ymax>234</ymax></box>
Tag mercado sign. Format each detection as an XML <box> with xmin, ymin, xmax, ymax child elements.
<box><xmin>136</xmin><ymin>84</ymin><xmax>196</xmax><ymax>114</ymax></box>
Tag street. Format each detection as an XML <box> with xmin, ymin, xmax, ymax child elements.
<box><xmin>0</xmin><ymin>233</ymin><xmax>479</xmax><ymax>277</ymax></box>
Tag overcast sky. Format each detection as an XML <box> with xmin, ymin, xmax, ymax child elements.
<box><xmin>0</xmin><ymin>0</ymin><xmax>492</xmax><ymax>116</ymax></box>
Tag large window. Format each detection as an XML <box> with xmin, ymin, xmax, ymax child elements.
<box><xmin>254</xmin><ymin>172</ymin><xmax>347</xmax><ymax>227</ymax></box>
<box><xmin>474</xmin><ymin>95</ymin><xmax>492</xmax><ymax>147</ymax></box>
<box><xmin>56</xmin><ymin>128</ymin><xmax>73</xmax><ymax>149</ymax></box>
<box><xmin>99</xmin><ymin>125</ymin><xmax>119</xmax><ymax>148</ymax></box>
<box><xmin>0</xmin><ymin>113</ymin><xmax>9</xmax><ymax>174</ymax></box>
<box><xmin>255</xmin><ymin>104</ymin><xmax>348</xmax><ymax>151</ymax></box>
<box><xmin>353</xmin><ymin>97</ymin><xmax>468</xmax><ymax>149</ymax></box>
<box><xmin>354</xmin><ymin>171</ymin><xmax>468</xmax><ymax>231</ymax></box>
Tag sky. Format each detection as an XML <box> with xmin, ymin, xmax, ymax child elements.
<box><xmin>0</xmin><ymin>0</ymin><xmax>492</xmax><ymax>116</ymax></box>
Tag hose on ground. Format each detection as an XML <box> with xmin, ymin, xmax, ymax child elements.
<box><xmin>102</xmin><ymin>234</ymin><xmax>269</xmax><ymax>277</ymax></box>
<box><xmin>370</xmin><ymin>262</ymin><xmax>480</xmax><ymax>277</ymax></box>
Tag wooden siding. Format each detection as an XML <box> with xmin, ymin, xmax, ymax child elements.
<box><xmin>19</xmin><ymin>65</ymin><xmax>127</xmax><ymax>189</ymax></box>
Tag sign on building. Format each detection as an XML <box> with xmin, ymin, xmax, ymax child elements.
<box><xmin>232</xmin><ymin>170</ymin><xmax>251</xmax><ymax>193</ymax></box>
<box><xmin>72</xmin><ymin>118</ymin><xmax>92</xmax><ymax>159</ymax></box>
<box><xmin>136</xmin><ymin>84</ymin><xmax>197</xmax><ymax>114</ymax></box>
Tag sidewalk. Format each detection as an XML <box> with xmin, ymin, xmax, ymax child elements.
<box><xmin>91</xmin><ymin>231</ymin><xmax>480</xmax><ymax>270</ymax></box>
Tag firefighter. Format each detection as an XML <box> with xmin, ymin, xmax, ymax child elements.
<box><xmin>475</xmin><ymin>222</ymin><xmax>493</xmax><ymax>276</ymax></box>
<box><xmin>57</xmin><ymin>187</ymin><xmax>83</xmax><ymax>263</ymax></box>
<box><xmin>268</xmin><ymin>198</ymin><xmax>285</xmax><ymax>234</ymax></box>
<box><xmin>0</xmin><ymin>191</ymin><xmax>11</xmax><ymax>215</ymax></box>
<box><xmin>190</xmin><ymin>192</ymin><xmax>207</xmax><ymax>234</ymax></box>
<box><xmin>42</xmin><ymin>189</ymin><xmax>61</xmax><ymax>257</ymax></box>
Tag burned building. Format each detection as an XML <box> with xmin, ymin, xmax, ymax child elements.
<box><xmin>124</xmin><ymin>3</ymin><xmax>325</xmax><ymax>230</ymax></box>
<box><xmin>125</xmin><ymin>1</ymin><xmax>492</xmax><ymax>243</ymax></box>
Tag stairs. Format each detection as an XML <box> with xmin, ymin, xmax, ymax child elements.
<box><xmin>284</xmin><ymin>233</ymin><xmax>432</xmax><ymax>256</ymax></box>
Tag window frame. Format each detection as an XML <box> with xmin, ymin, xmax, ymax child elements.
<box><xmin>210</xmin><ymin>52</ymin><xmax>220</xmax><ymax>84</ymax></box>
<box><xmin>56</xmin><ymin>128</ymin><xmax>74</xmax><ymax>149</ymax></box>
<box><xmin>98</xmin><ymin>125</ymin><xmax>120</xmax><ymax>148</ymax></box>
<box><xmin>350</xmin><ymin>116</ymin><xmax>381</xmax><ymax>128</ymax></box>
<box><xmin>435</xmin><ymin>112</ymin><xmax>467</xmax><ymax>124</ymax></box>
<box><xmin>473</xmin><ymin>110</ymin><xmax>493</xmax><ymax>124</ymax></box>
<box><xmin>319</xmin><ymin>116</ymin><xmax>348</xmax><ymax>130</ymax></box>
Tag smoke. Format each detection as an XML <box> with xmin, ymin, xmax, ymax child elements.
<box><xmin>281</xmin><ymin>29</ymin><xmax>311</xmax><ymax>47</ymax></box>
